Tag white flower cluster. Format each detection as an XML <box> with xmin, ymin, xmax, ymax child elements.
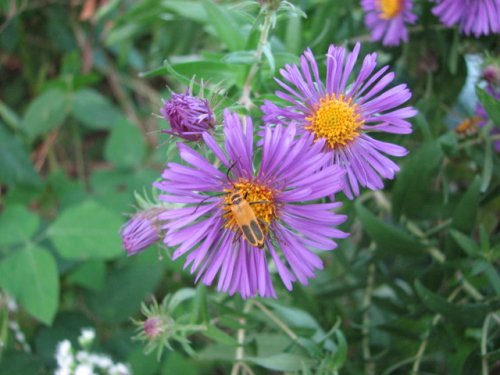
<box><xmin>54</xmin><ymin>328</ymin><xmax>132</xmax><ymax>375</ymax></box>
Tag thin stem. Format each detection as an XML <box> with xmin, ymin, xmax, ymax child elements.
<box><xmin>362</xmin><ymin>263</ymin><xmax>376</xmax><ymax>375</ymax></box>
<box><xmin>253</xmin><ymin>300</ymin><xmax>298</xmax><ymax>341</ymax></box>
<box><xmin>239</xmin><ymin>10</ymin><xmax>273</xmax><ymax>110</ymax></box>
<box><xmin>71</xmin><ymin>121</ymin><xmax>86</xmax><ymax>188</ymax></box>
<box><xmin>410</xmin><ymin>286</ymin><xmax>461</xmax><ymax>375</ymax></box>
<box><xmin>230</xmin><ymin>301</ymin><xmax>253</xmax><ymax>375</ymax></box>
<box><xmin>481</xmin><ymin>313</ymin><xmax>493</xmax><ymax>375</ymax></box>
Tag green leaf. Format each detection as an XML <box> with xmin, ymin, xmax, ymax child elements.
<box><xmin>203</xmin><ymin>325</ymin><xmax>238</xmax><ymax>346</ymax></box>
<box><xmin>415</xmin><ymin>280</ymin><xmax>492</xmax><ymax>327</ymax></box>
<box><xmin>451</xmin><ymin>176</ymin><xmax>481</xmax><ymax>233</ymax></box>
<box><xmin>263</xmin><ymin>301</ymin><xmax>319</xmax><ymax>330</ymax></box>
<box><xmin>392</xmin><ymin>141</ymin><xmax>443</xmax><ymax>219</ymax></box>
<box><xmin>0</xmin><ymin>352</ymin><xmax>45</xmax><ymax>375</ymax></box>
<box><xmin>480</xmin><ymin>140</ymin><xmax>493</xmax><ymax>193</ymax></box>
<box><xmin>162</xmin><ymin>0</ymin><xmax>207</xmax><ymax>24</ymax></box>
<box><xmin>0</xmin><ymin>126</ymin><xmax>41</xmax><ymax>186</ymax></box>
<box><xmin>449</xmin><ymin>230</ymin><xmax>479</xmax><ymax>256</ymax></box>
<box><xmin>355</xmin><ymin>202</ymin><xmax>424</xmax><ymax>254</ymax></box>
<box><xmin>477</xmin><ymin>87</ymin><xmax>500</xmax><ymax>125</ymax></box>
<box><xmin>67</xmin><ymin>261</ymin><xmax>106</xmax><ymax>291</ymax></box>
<box><xmin>245</xmin><ymin>353</ymin><xmax>314</xmax><ymax>372</ymax></box>
<box><xmin>0</xmin><ymin>245</ymin><xmax>59</xmax><ymax>325</ymax></box>
<box><xmin>71</xmin><ymin>89</ymin><xmax>122</xmax><ymax>129</ymax></box>
<box><xmin>0</xmin><ymin>205</ymin><xmax>40</xmax><ymax>247</ymax></box>
<box><xmin>47</xmin><ymin>201</ymin><xmax>123</xmax><ymax>260</ymax></box>
<box><xmin>0</xmin><ymin>100</ymin><xmax>21</xmax><ymax>130</ymax></box>
<box><xmin>473</xmin><ymin>260</ymin><xmax>500</xmax><ymax>296</ymax></box>
<box><xmin>171</xmin><ymin>60</ymin><xmax>246</xmax><ymax>87</ymax></box>
<box><xmin>201</xmin><ymin>0</ymin><xmax>246</xmax><ymax>52</ymax></box>
<box><xmin>331</xmin><ymin>330</ymin><xmax>348</xmax><ymax>369</ymax></box>
<box><xmin>105</xmin><ymin>118</ymin><xmax>146</xmax><ymax>168</ymax></box>
<box><xmin>87</xmin><ymin>250</ymin><xmax>163</xmax><ymax>322</ymax></box>
<box><xmin>21</xmin><ymin>89</ymin><xmax>68</xmax><ymax>139</ymax></box>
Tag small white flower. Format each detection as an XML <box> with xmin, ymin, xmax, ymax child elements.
<box><xmin>55</xmin><ymin>368</ymin><xmax>71</xmax><ymax>375</ymax></box>
<box><xmin>78</xmin><ymin>328</ymin><xmax>96</xmax><ymax>347</ymax></box>
<box><xmin>109</xmin><ymin>363</ymin><xmax>131</xmax><ymax>375</ymax></box>
<box><xmin>55</xmin><ymin>340</ymin><xmax>74</xmax><ymax>369</ymax></box>
<box><xmin>74</xmin><ymin>363</ymin><xmax>95</xmax><ymax>375</ymax></box>
<box><xmin>89</xmin><ymin>353</ymin><xmax>113</xmax><ymax>369</ymax></box>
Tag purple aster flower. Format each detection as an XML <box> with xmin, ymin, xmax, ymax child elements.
<box><xmin>361</xmin><ymin>0</ymin><xmax>417</xmax><ymax>46</ymax></box>
<box><xmin>432</xmin><ymin>0</ymin><xmax>500</xmax><ymax>37</ymax></box>
<box><xmin>154</xmin><ymin>110</ymin><xmax>348</xmax><ymax>299</ymax></box>
<box><xmin>121</xmin><ymin>208</ymin><xmax>163</xmax><ymax>255</ymax></box>
<box><xmin>262</xmin><ymin>43</ymin><xmax>416</xmax><ymax>199</ymax></box>
<box><xmin>160</xmin><ymin>90</ymin><xmax>214</xmax><ymax>141</ymax></box>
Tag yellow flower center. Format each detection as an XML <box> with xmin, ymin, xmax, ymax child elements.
<box><xmin>455</xmin><ymin>116</ymin><xmax>481</xmax><ymax>136</ymax></box>
<box><xmin>305</xmin><ymin>94</ymin><xmax>363</xmax><ymax>150</ymax></box>
<box><xmin>378</xmin><ymin>0</ymin><xmax>404</xmax><ymax>19</ymax></box>
<box><xmin>222</xmin><ymin>180</ymin><xmax>277</xmax><ymax>232</ymax></box>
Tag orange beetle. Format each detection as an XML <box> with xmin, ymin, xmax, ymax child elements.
<box><xmin>227</xmin><ymin>190</ymin><xmax>265</xmax><ymax>249</ymax></box>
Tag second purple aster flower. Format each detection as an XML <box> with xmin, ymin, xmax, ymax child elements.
<box><xmin>362</xmin><ymin>0</ymin><xmax>417</xmax><ymax>46</ymax></box>
<box><xmin>262</xmin><ymin>42</ymin><xmax>417</xmax><ymax>198</ymax></box>
<box><xmin>155</xmin><ymin>110</ymin><xmax>348</xmax><ymax>299</ymax></box>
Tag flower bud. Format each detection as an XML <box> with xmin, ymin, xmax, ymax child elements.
<box><xmin>120</xmin><ymin>209</ymin><xmax>163</xmax><ymax>256</ymax></box>
<box><xmin>160</xmin><ymin>91</ymin><xmax>214</xmax><ymax>141</ymax></box>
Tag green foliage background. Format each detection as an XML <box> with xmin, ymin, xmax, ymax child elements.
<box><xmin>0</xmin><ymin>0</ymin><xmax>499</xmax><ymax>374</ymax></box>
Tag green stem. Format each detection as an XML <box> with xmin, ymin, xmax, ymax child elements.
<box><xmin>362</xmin><ymin>262</ymin><xmax>376</xmax><ymax>375</ymax></box>
<box><xmin>410</xmin><ymin>286</ymin><xmax>461</xmax><ymax>375</ymax></box>
<box><xmin>253</xmin><ymin>300</ymin><xmax>298</xmax><ymax>341</ymax></box>
<box><xmin>239</xmin><ymin>10</ymin><xmax>274</xmax><ymax>110</ymax></box>
<box><xmin>481</xmin><ymin>313</ymin><xmax>493</xmax><ymax>375</ymax></box>
<box><xmin>71</xmin><ymin>121</ymin><xmax>86</xmax><ymax>189</ymax></box>
<box><xmin>230</xmin><ymin>301</ymin><xmax>254</xmax><ymax>375</ymax></box>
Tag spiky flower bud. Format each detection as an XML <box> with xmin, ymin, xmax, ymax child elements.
<box><xmin>160</xmin><ymin>90</ymin><xmax>214</xmax><ymax>141</ymax></box>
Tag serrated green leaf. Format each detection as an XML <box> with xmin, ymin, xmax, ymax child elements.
<box><xmin>0</xmin><ymin>126</ymin><xmax>41</xmax><ymax>186</ymax></box>
<box><xmin>201</xmin><ymin>0</ymin><xmax>246</xmax><ymax>52</ymax></box>
<box><xmin>47</xmin><ymin>201</ymin><xmax>123</xmax><ymax>260</ymax></box>
<box><xmin>105</xmin><ymin>118</ymin><xmax>146</xmax><ymax>168</ymax></box>
<box><xmin>71</xmin><ymin>88</ymin><xmax>122</xmax><ymax>129</ymax></box>
<box><xmin>0</xmin><ymin>205</ymin><xmax>40</xmax><ymax>247</ymax></box>
<box><xmin>21</xmin><ymin>89</ymin><xmax>68</xmax><ymax>139</ymax></box>
<box><xmin>0</xmin><ymin>245</ymin><xmax>59</xmax><ymax>325</ymax></box>
<box><xmin>355</xmin><ymin>202</ymin><xmax>424</xmax><ymax>254</ymax></box>
<box><xmin>477</xmin><ymin>87</ymin><xmax>500</xmax><ymax>125</ymax></box>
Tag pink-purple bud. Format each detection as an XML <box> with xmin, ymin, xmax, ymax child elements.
<box><xmin>160</xmin><ymin>92</ymin><xmax>214</xmax><ymax>141</ymax></box>
<box><xmin>482</xmin><ymin>65</ymin><xmax>500</xmax><ymax>86</ymax></box>
<box><xmin>120</xmin><ymin>210</ymin><xmax>162</xmax><ymax>256</ymax></box>
<box><xmin>143</xmin><ymin>317</ymin><xmax>164</xmax><ymax>339</ymax></box>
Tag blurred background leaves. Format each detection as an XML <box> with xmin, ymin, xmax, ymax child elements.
<box><xmin>0</xmin><ymin>0</ymin><xmax>499</xmax><ymax>374</ymax></box>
